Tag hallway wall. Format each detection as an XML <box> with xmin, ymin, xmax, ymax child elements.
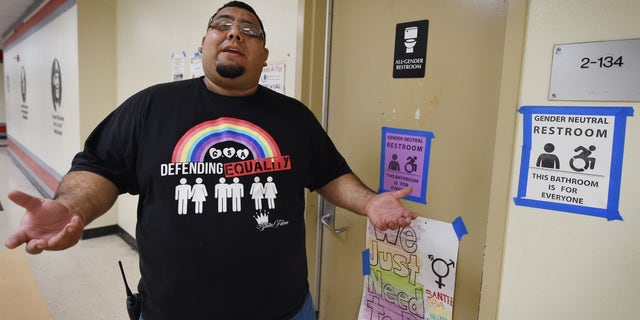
<box><xmin>497</xmin><ymin>0</ymin><xmax>640</xmax><ymax>318</ymax></box>
<box><xmin>2</xmin><ymin>1</ymin><xmax>80</xmax><ymax>195</ymax></box>
<box><xmin>1</xmin><ymin>61</ymin><xmax>5</xmax><ymax>138</ymax></box>
<box><xmin>1</xmin><ymin>0</ymin><xmax>118</xmax><ymax>229</ymax></box>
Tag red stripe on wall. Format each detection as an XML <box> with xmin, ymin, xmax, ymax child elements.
<box><xmin>7</xmin><ymin>139</ymin><xmax>61</xmax><ymax>194</ymax></box>
<box><xmin>2</xmin><ymin>0</ymin><xmax>70</xmax><ymax>48</ymax></box>
<box><xmin>0</xmin><ymin>125</ymin><xmax>6</xmax><ymax>133</ymax></box>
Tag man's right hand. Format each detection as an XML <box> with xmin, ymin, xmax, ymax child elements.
<box><xmin>4</xmin><ymin>190</ymin><xmax>85</xmax><ymax>254</ymax></box>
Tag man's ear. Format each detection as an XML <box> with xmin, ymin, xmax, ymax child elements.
<box><xmin>262</xmin><ymin>47</ymin><xmax>270</xmax><ymax>66</ymax></box>
<box><xmin>199</xmin><ymin>36</ymin><xmax>205</xmax><ymax>53</ymax></box>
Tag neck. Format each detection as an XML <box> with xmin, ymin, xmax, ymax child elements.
<box><xmin>203</xmin><ymin>76</ymin><xmax>258</xmax><ymax>97</ymax></box>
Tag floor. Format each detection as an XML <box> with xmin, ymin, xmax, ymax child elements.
<box><xmin>0</xmin><ymin>143</ymin><xmax>141</xmax><ymax>320</ymax></box>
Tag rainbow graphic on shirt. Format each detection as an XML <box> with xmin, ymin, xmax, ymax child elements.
<box><xmin>172</xmin><ymin>117</ymin><xmax>281</xmax><ymax>163</ymax></box>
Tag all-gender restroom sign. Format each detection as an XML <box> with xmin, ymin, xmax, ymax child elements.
<box><xmin>379</xmin><ymin>127</ymin><xmax>434</xmax><ymax>204</ymax></box>
<box><xmin>514</xmin><ymin>106</ymin><xmax>633</xmax><ymax>220</ymax></box>
<box><xmin>393</xmin><ymin>20</ymin><xmax>429</xmax><ymax>78</ymax></box>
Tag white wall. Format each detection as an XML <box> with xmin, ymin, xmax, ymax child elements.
<box><xmin>114</xmin><ymin>0</ymin><xmax>301</xmax><ymax>237</ymax></box>
<box><xmin>1</xmin><ymin>61</ymin><xmax>5</xmax><ymax>132</ymax></box>
<box><xmin>77</xmin><ymin>0</ymin><xmax>119</xmax><ymax>229</ymax></box>
<box><xmin>497</xmin><ymin>0</ymin><xmax>640</xmax><ymax>319</ymax></box>
<box><xmin>3</xmin><ymin>4</ymin><xmax>81</xmax><ymax>176</ymax></box>
<box><xmin>1</xmin><ymin>0</ymin><xmax>119</xmax><ymax>229</ymax></box>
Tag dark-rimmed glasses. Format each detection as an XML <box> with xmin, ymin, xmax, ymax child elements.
<box><xmin>208</xmin><ymin>17</ymin><xmax>264</xmax><ymax>40</ymax></box>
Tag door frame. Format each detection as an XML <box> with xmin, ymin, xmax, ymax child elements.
<box><xmin>298</xmin><ymin>1</ymin><xmax>526</xmax><ymax>319</ymax></box>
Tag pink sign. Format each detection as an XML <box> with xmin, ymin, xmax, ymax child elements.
<box><xmin>379</xmin><ymin>127</ymin><xmax>434</xmax><ymax>203</ymax></box>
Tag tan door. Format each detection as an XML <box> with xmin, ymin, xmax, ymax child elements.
<box><xmin>315</xmin><ymin>0</ymin><xmax>518</xmax><ymax>319</ymax></box>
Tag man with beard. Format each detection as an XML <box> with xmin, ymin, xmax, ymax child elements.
<box><xmin>4</xmin><ymin>2</ymin><xmax>418</xmax><ymax>319</ymax></box>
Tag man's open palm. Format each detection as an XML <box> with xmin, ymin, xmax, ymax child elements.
<box><xmin>5</xmin><ymin>190</ymin><xmax>84</xmax><ymax>254</ymax></box>
<box><xmin>365</xmin><ymin>187</ymin><xmax>418</xmax><ymax>230</ymax></box>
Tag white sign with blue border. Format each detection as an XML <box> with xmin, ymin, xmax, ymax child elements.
<box><xmin>514</xmin><ymin>106</ymin><xmax>633</xmax><ymax>221</ymax></box>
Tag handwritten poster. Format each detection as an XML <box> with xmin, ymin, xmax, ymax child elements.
<box><xmin>379</xmin><ymin>127</ymin><xmax>434</xmax><ymax>203</ymax></box>
<box><xmin>514</xmin><ymin>106</ymin><xmax>633</xmax><ymax>220</ymax></box>
<box><xmin>358</xmin><ymin>216</ymin><xmax>466</xmax><ymax>320</ymax></box>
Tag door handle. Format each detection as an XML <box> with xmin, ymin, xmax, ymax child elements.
<box><xmin>320</xmin><ymin>199</ymin><xmax>347</xmax><ymax>234</ymax></box>
<box><xmin>321</xmin><ymin>214</ymin><xmax>347</xmax><ymax>234</ymax></box>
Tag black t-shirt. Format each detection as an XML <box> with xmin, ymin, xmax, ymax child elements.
<box><xmin>70</xmin><ymin>78</ymin><xmax>351</xmax><ymax>319</ymax></box>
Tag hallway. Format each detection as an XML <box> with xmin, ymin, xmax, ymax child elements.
<box><xmin>0</xmin><ymin>144</ymin><xmax>140</xmax><ymax>320</ymax></box>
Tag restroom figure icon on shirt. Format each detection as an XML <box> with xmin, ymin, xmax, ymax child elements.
<box><xmin>214</xmin><ymin>177</ymin><xmax>231</xmax><ymax>213</ymax></box>
<box><xmin>250</xmin><ymin>177</ymin><xmax>265</xmax><ymax>210</ymax></box>
<box><xmin>175</xmin><ymin>177</ymin><xmax>208</xmax><ymax>215</ymax></box>
<box><xmin>264</xmin><ymin>176</ymin><xmax>278</xmax><ymax>209</ymax></box>
<box><xmin>191</xmin><ymin>177</ymin><xmax>208</xmax><ymax>214</ymax></box>
<box><xmin>175</xmin><ymin>178</ymin><xmax>192</xmax><ymax>215</ymax></box>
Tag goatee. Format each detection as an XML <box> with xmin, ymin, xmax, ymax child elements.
<box><xmin>216</xmin><ymin>63</ymin><xmax>245</xmax><ymax>79</ymax></box>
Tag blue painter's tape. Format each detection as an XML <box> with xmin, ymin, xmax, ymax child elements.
<box><xmin>452</xmin><ymin>216</ymin><xmax>468</xmax><ymax>241</ymax></box>
<box><xmin>362</xmin><ymin>249</ymin><xmax>371</xmax><ymax>275</ymax></box>
<box><xmin>513</xmin><ymin>198</ymin><xmax>623</xmax><ymax>221</ymax></box>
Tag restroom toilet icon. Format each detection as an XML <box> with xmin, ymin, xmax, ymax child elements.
<box><xmin>404</xmin><ymin>26</ymin><xmax>418</xmax><ymax>53</ymax></box>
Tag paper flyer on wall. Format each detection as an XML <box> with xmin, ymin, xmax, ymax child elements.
<box><xmin>190</xmin><ymin>51</ymin><xmax>204</xmax><ymax>78</ymax></box>
<box><xmin>358</xmin><ymin>216</ymin><xmax>464</xmax><ymax>320</ymax></box>
<box><xmin>171</xmin><ymin>51</ymin><xmax>186</xmax><ymax>81</ymax></box>
<box><xmin>259</xmin><ymin>64</ymin><xmax>285</xmax><ymax>94</ymax></box>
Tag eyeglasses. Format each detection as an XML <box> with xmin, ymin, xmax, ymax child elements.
<box><xmin>208</xmin><ymin>17</ymin><xmax>264</xmax><ymax>40</ymax></box>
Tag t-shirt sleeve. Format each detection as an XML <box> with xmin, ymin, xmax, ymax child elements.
<box><xmin>304</xmin><ymin>109</ymin><xmax>352</xmax><ymax>191</ymax></box>
<box><xmin>69</xmin><ymin>92</ymin><xmax>148</xmax><ymax>195</ymax></box>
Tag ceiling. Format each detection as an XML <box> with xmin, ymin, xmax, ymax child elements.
<box><xmin>0</xmin><ymin>0</ymin><xmax>40</xmax><ymax>50</ymax></box>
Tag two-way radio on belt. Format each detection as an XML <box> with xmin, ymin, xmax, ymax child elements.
<box><xmin>118</xmin><ymin>260</ymin><xmax>141</xmax><ymax>320</ymax></box>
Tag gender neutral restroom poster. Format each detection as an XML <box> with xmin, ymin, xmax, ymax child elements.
<box><xmin>514</xmin><ymin>106</ymin><xmax>633</xmax><ymax>220</ymax></box>
<box><xmin>358</xmin><ymin>216</ymin><xmax>467</xmax><ymax>320</ymax></box>
<box><xmin>379</xmin><ymin>127</ymin><xmax>434</xmax><ymax>204</ymax></box>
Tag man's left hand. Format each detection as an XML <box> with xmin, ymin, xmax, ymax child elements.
<box><xmin>364</xmin><ymin>187</ymin><xmax>418</xmax><ymax>230</ymax></box>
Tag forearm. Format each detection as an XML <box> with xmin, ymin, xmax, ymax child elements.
<box><xmin>317</xmin><ymin>173</ymin><xmax>376</xmax><ymax>216</ymax></box>
<box><xmin>54</xmin><ymin>171</ymin><xmax>119</xmax><ymax>226</ymax></box>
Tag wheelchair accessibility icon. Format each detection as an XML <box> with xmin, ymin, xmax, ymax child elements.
<box><xmin>569</xmin><ymin>145</ymin><xmax>596</xmax><ymax>172</ymax></box>
<box><xmin>405</xmin><ymin>156</ymin><xmax>418</xmax><ymax>174</ymax></box>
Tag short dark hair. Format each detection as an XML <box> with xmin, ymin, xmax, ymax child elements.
<box><xmin>209</xmin><ymin>1</ymin><xmax>266</xmax><ymax>43</ymax></box>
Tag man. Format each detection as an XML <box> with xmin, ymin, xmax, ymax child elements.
<box><xmin>5</xmin><ymin>2</ymin><xmax>417</xmax><ymax>319</ymax></box>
